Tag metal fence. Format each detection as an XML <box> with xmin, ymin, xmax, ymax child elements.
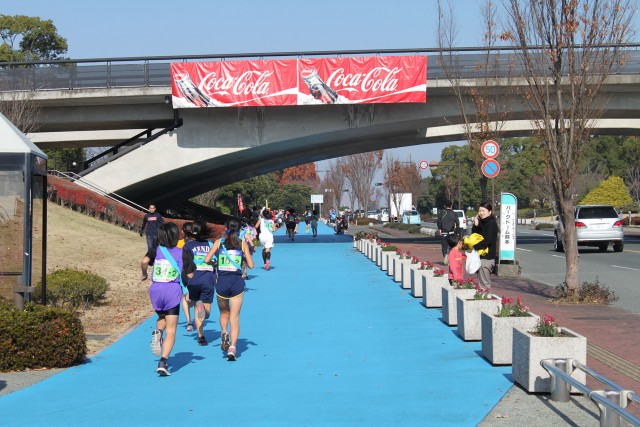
<box><xmin>1</xmin><ymin>45</ymin><xmax>640</xmax><ymax>91</ymax></box>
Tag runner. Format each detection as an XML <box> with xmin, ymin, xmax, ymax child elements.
<box><xmin>148</xmin><ymin>222</ymin><xmax>194</xmax><ymax>376</ymax></box>
<box><xmin>182</xmin><ymin>220</ymin><xmax>216</xmax><ymax>346</ymax></box>
<box><xmin>255</xmin><ymin>208</ymin><xmax>276</xmax><ymax>270</ymax></box>
<box><xmin>178</xmin><ymin>222</ymin><xmax>194</xmax><ymax>332</ymax></box>
<box><xmin>285</xmin><ymin>208</ymin><xmax>297</xmax><ymax>242</ymax></box>
<box><xmin>303</xmin><ymin>206</ymin><xmax>312</xmax><ymax>234</ymax></box>
<box><xmin>310</xmin><ymin>209</ymin><xmax>319</xmax><ymax>238</ymax></box>
<box><xmin>204</xmin><ymin>217</ymin><xmax>254</xmax><ymax>361</ymax></box>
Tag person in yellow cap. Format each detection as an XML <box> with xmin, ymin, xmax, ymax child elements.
<box><xmin>471</xmin><ymin>202</ymin><xmax>498</xmax><ymax>290</ymax></box>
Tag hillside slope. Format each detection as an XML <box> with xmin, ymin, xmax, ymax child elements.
<box><xmin>47</xmin><ymin>203</ymin><xmax>154</xmax><ymax>354</ymax></box>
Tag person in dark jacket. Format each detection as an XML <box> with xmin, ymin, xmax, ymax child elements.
<box><xmin>471</xmin><ymin>201</ymin><xmax>498</xmax><ymax>290</ymax></box>
<box><xmin>140</xmin><ymin>204</ymin><xmax>164</xmax><ymax>252</ymax></box>
<box><xmin>436</xmin><ymin>200</ymin><xmax>460</xmax><ymax>264</ymax></box>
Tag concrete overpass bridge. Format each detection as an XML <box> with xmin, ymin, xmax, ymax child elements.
<box><xmin>3</xmin><ymin>47</ymin><xmax>640</xmax><ymax>206</ymax></box>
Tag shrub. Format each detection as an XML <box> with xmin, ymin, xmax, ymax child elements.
<box><xmin>354</xmin><ymin>217</ymin><xmax>373</xmax><ymax>226</ymax></box>
<box><xmin>534</xmin><ymin>222</ymin><xmax>555</xmax><ymax>230</ymax></box>
<box><xmin>381</xmin><ymin>245</ymin><xmax>398</xmax><ymax>252</ymax></box>
<box><xmin>0</xmin><ymin>299</ymin><xmax>87</xmax><ymax>371</ymax></box>
<box><xmin>34</xmin><ymin>268</ymin><xmax>109</xmax><ymax>310</ymax></box>
<box><xmin>555</xmin><ymin>279</ymin><xmax>619</xmax><ymax>304</ymax></box>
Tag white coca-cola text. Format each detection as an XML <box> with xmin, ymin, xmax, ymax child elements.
<box><xmin>200</xmin><ymin>71</ymin><xmax>273</xmax><ymax>96</ymax></box>
<box><xmin>326</xmin><ymin>67</ymin><xmax>401</xmax><ymax>92</ymax></box>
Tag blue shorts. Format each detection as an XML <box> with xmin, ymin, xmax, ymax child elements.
<box><xmin>188</xmin><ymin>282</ymin><xmax>215</xmax><ymax>303</ymax></box>
<box><xmin>216</xmin><ymin>273</ymin><xmax>245</xmax><ymax>299</ymax></box>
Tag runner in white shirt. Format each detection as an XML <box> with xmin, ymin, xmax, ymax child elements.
<box><xmin>256</xmin><ymin>208</ymin><xmax>276</xmax><ymax>270</ymax></box>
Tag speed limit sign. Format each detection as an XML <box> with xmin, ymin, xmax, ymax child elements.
<box><xmin>481</xmin><ymin>140</ymin><xmax>500</xmax><ymax>159</ymax></box>
<box><xmin>419</xmin><ymin>160</ymin><xmax>429</xmax><ymax>170</ymax></box>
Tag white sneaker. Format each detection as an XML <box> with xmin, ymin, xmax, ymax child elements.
<box><xmin>150</xmin><ymin>329</ymin><xmax>163</xmax><ymax>357</ymax></box>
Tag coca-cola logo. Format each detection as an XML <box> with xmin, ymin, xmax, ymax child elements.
<box><xmin>200</xmin><ymin>71</ymin><xmax>273</xmax><ymax>96</ymax></box>
<box><xmin>326</xmin><ymin>67</ymin><xmax>401</xmax><ymax>92</ymax></box>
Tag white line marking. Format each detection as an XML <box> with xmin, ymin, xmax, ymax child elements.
<box><xmin>516</xmin><ymin>248</ymin><xmax>532</xmax><ymax>252</ymax></box>
<box><xmin>611</xmin><ymin>265</ymin><xmax>640</xmax><ymax>272</ymax></box>
<box><xmin>551</xmin><ymin>255</ymin><xmax>565</xmax><ymax>258</ymax></box>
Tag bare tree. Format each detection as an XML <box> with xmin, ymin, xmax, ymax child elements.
<box><xmin>625</xmin><ymin>166</ymin><xmax>640</xmax><ymax>212</ymax></box>
<box><xmin>343</xmin><ymin>150</ymin><xmax>383</xmax><ymax>216</ymax></box>
<box><xmin>437</xmin><ymin>0</ymin><xmax>514</xmax><ymax>201</ymax></box>
<box><xmin>504</xmin><ymin>0</ymin><xmax>636</xmax><ymax>291</ymax></box>
<box><xmin>322</xmin><ymin>158</ymin><xmax>347</xmax><ymax>216</ymax></box>
<box><xmin>0</xmin><ymin>80</ymin><xmax>41</xmax><ymax>134</ymax></box>
<box><xmin>191</xmin><ymin>189</ymin><xmax>222</xmax><ymax>209</ymax></box>
<box><xmin>384</xmin><ymin>155</ymin><xmax>422</xmax><ymax>218</ymax></box>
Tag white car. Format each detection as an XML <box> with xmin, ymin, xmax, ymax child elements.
<box><xmin>453</xmin><ymin>209</ymin><xmax>467</xmax><ymax>232</ymax></box>
<box><xmin>380</xmin><ymin>208</ymin><xmax>390</xmax><ymax>222</ymax></box>
<box><xmin>554</xmin><ymin>204</ymin><xmax>624</xmax><ymax>252</ymax></box>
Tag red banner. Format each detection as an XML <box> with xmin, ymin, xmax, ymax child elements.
<box><xmin>170</xmin><ymin>56</ymin><xmax>426</xmax><ymax>108</ymax></box>
<box><xmin>298</xmin><ymin>56</ymin><xmax>426</xmax><ymax>105</ymax></box>
<box><xmin>171</xmin><ymin>60</ymin><xmax>298</xmax><ymax>108</ymax></box>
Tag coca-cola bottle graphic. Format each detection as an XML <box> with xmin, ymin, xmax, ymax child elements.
<box><xmin>301</xmin><ymin>68</ymin><xmax>338</xmax><ymax>104</ymax></box>
<box><xmin>174</xmin><ymin>72</ymin><xmax>212</xmax><ymax>107</ymax></box>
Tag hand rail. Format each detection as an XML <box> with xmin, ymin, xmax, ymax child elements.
<box><xmin>541</xmin><ymin>358</ymin><xmax>640</xmax><ymax>427</ymax></box>
<box><xmin>48</xmin><ymin>170</ymin><xmax>148</xmax><ymax>213</ymax></box>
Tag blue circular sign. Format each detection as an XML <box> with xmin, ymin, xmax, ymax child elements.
<box><xmin>481</xmin><ymin>159</ymin><xmax>500</xmax><ymax>178</ymax></box>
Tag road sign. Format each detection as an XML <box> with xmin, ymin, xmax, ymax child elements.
<box><xmin>481</xmin><ymin>140</ymin><xmax>500</xmax><ymax>159</ymax></box>
<box><xmin>481</xmin><ymin>159</ymin><xmax>500</xmax><ymax>178</ymax></box>
<box><xmin>370</xmin><ymin>194</ymin><xmax>376</xmax><ymax>202</ymax></box>
<box><xmin>419</xmin><ymin>160</ymin><xmax>429</xmax><ymax>170</ymax></box>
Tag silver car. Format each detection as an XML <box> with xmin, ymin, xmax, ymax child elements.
<box><xmin>554</xmin><ymin>205</ymin><xmax>624</xmax><ymax>252</ymax></box>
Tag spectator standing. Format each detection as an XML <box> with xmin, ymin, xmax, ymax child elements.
<box><xmin>471</xmin><ymin>202</ymin><xmax>498</xmax><ymax>290</ymax></box>
<box><xmin>140</xmin><ymin>204</ymin><xmax>164</xmax><ymax>252</ymax></box>
<box><xmin>436</xmin><ymin>200</ymin><xmax>459</xmax><ymax>265</ymax></box>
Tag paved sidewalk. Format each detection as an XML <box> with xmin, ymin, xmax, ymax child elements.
<box><xmin>0</xmin><ymin>223</ymin><xmax>513</xmax><ymax>426</ymax></box>
<box><xmin>356</xmin><ymin>223</ymin><xmax>640</xmax><ymax>424</ymax></box>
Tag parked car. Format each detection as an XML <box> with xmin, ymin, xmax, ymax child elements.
<box><xmin>380</xmin><ymin>208</ymin><xmax>390</xmax><ymax>222</ymax></box>
<box><xmin>453</xmin><ymin>209</ymin><xmax>467</xmax><ymax>233</ymax></box>
<box><xmin>367</xmin><ymin>209</ymin><xmax>380</xmax><ymax>219</ymax></box>
<box><xmin>554</xmin><ymin>205</ymin><xmax>624</xmax><ymax>252</ymax></box>
<box><xmin>401</xmin><ymin>210</ymin><xmax>421</xmax><ymax>225</ymax></box>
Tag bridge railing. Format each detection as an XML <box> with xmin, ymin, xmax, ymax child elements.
<box><xmin>1</xmin><ymin>45</ymin><xmax>640</xmax><ymax>91</ymax></box>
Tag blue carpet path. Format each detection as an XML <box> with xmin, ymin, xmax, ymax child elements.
<box><xmin>0</xmin><ymin>223</ymin><xmax>512</xmax><ymax>426</ymax></box>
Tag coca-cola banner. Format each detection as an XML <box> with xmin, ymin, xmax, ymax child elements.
<box><xmin>171</xmin><ymin>60</ymin><xmax>298</xmax><ymax>108</ymax></box>
<box><xmin>298</xmin><ymin>56</ymin><xmax>426</xmax><ymax>105</ymax></box>
<box><xmin>171</xmin><ymin>55</ymin><xmax>426</xmax><ymax>108</ymax></box>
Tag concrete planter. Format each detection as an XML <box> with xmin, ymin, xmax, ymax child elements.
<box><xmin>375</xmin><ymin>247</ymin><xmax>383</xmax><ymax>267</ymax></box>
<box><xmin>387</xmin><ymin>253</ymin><xmax>401</xmax><ymax>276</ymax></box>
<box><xmin>422</xmin><ymin>274</ymin><xmax>449</xmax><ymax>308</ymax></box>
<box><xmin>393</xmin><ymin>258</ymin><xmax>411</xmax><ymax>283</ymax></box>
<box><xmin>442</xmin><ymin>288</ymin><xmax>476</xmax><ymax>326</ymax></box>
<box><xmin>401</xmin><ymin>262</ymin><xmax>418</xmax><ymax>289</ymax></box>
<box><xmin>411</xmin><ymin>269</ymin><xmax>432</xmax><ymax>298</ymax></box>
<box><xmin>369</xmin><ymin>242</ymin><xmax>379</xmax><ymax>262</ymax></box>
<box><xmin>481</xmin><ymin>312</ymin><xmax>540</xmax><ymax>365</ymax></box>
<box><xmin>353</xmin><ymin>238</ymin><xmax>357</xmax><ymax>248</ymax></box>
<box><xmin>456</xmin><ymin>295</ymin><xmax>501</xmax><ymax>341</ymax></box>
<box><xmin>512</xmin><ymin>327</ymin><xmax>587</xmax><ymax>393</ymax></box>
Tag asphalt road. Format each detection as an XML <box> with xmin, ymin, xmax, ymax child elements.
<box><xmin>419</xmin><ymin>222</ymin><xmax>640</xmax><ymax>314</ymax></box>
<box><xmin>515</xmin><ymin>226</ymin><xmax>640</xmax><ymax>314</ymax></box>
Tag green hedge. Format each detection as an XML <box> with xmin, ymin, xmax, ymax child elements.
<box><xmin>0</xmin><ymin>299</ymin><xmax>87</xmax><ymax>371</ymax></box>
<box><xmin>34</xmin><ymin>268</ymin><xmax>109</xmax><ymax>310</ymax></box>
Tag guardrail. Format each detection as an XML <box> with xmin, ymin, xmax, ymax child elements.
<box><xmin>1</xmin><ymin>45</ymin><xmax>640</xmax><ymax>91</ymax></box>
<box><xmin>48</xmin><ymin>170</ymin><xmax>148</xmax><ymax>213</ymax></box>
<box><xmin>541</xmin><ymin>358</ymin><xmax>640</xmax><ymax>427</ymax></box>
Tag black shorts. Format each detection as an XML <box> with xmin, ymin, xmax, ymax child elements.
<box><xmin>286</xmin><ymin>223</ymin><xmax>296</xmax><ymax>229</ymax></box>
<box><xmin>155</xmin><ymin>304</ymin><xmax>180</xmax><ymax>318</ymax></box>
<box><xmin>304</xmin><ymin>219</ymin><xmax>310</xmax><ymax>224</ymax></box>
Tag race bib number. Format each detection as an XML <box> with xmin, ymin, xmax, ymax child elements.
<box><xmin>218</xmin><ymin>253</ymin><xmax>242</xmax><ymax>272</ymax></box>
<box><xmin>194</xmin><ymin>255</ymin><xmax>213</xmax><ymax>271</ymax></box>
<box><xmin>153</xmin><ymin>259</ymin><xmax>179</xmax><ymax>282</ymax></box>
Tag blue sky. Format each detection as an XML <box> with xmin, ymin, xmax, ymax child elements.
<box><xmin>1</xmin><ymin>0</ymin><xmax>486</xmax><ymax>173</ymax></box>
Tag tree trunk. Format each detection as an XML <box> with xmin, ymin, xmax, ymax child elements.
<box><xmin>558</xmin><ymin>197</ymin><xmax>579</xmax><ymax>291</ymax></box>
